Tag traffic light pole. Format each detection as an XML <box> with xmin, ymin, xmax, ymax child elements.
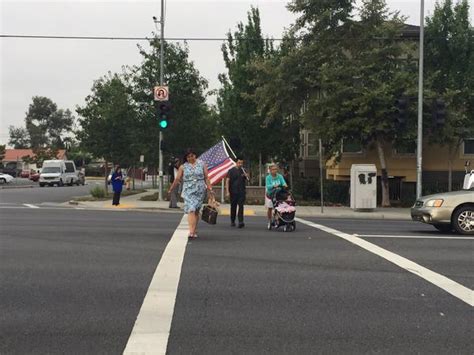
<box><xmin>158</xmin><ymin>0</ymin><xmax>164</xmax><ymax>201</ymax></box>
<box><xmin>416</xmin><ymin>0</ymin><xmax>424</xmax><ymax>199</ymax></box>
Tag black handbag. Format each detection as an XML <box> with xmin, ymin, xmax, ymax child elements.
<box><xmin>201</xmin><ymin>194</ymin><xmax>219</xmax><ymax>224</ymax></box>
<box><xmin>201</xmin><ymin>205</ymin><xmax>218</xmax><ymax>224</ymax></box>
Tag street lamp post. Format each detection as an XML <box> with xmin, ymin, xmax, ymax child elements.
<box><xmin>416</xmin><ymin>0</ymin><xmax>425</xmax><ymax>199</ymax></box>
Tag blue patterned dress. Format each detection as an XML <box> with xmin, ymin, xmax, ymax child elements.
<box><xmin>181</xmin><ymin>160</ymin><xmax>207</xmax><ymax>213</ymax></box>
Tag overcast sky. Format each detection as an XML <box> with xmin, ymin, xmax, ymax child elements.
<box><xmin>1</xmin><ymin>0</ymin><xmax>472</xmax><ymax>146</ymax></box>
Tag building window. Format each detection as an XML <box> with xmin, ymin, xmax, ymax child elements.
<box><xmin>463</xmin><ymin>139</ymin><xmax>474</xmax><ymax>155</ymax></box>
<box><xmin>342</xmin><ymin>139</ymin><xmax>363</xmax><ymax>154</ymax></box>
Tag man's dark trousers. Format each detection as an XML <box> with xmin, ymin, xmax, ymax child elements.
<box><xmin>230</xmin><ymin>192</ymin><xmax>245</xmax><ymax>224</ymax></box>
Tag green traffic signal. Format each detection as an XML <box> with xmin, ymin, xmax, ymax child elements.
<box><xmin>159</xmin><ymin>119</ymin><xmax>168</xmax><ymax>129</ymax></box>
<box><xmin>157</xmin><ymin>101</ymin><xmax>171</xmax><ymax>130</ymax></box>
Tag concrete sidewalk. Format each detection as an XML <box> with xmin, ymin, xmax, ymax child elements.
<box><xmin>69</xmin><ymin>190</ymin><xmax>411</xmax><ymax>220</ymax></box>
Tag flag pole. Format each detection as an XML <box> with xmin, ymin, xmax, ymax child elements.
<box><xmin>222</xmin><ymin>136</ymin><xmax>237</xmax><ymax>159</ymax></box>
<box><xmin>221</xmin><ymin>136</ymin><xmax>236</xmax><ymax>203</ymax></box>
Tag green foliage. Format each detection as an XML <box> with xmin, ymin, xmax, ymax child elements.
<box><xmin>8</xmin><ymin>126</ymin><xmax>30</xmax><ymax>148</ymax></box>
<box><xmin>90</xmin><ymin>185</ymin><xmax>106</xmax><ymax>198</ymax></box>
<box><xmin>425</xmin><ymin>0</ymin><xmax>474</xmax><ymax>149</ymax></box>
<box><xmin>77</xmin><ymin>74</ymin><xmax>139</xmax><ymax>165</ymax></box>
<box><xmin>22</xmin><ymin>147</ymin><xmax>59</xmax><ymax>167</ymax></box>
<box><xmin>292</xmin><ymin>177</ymin><xmax>349</xmax><ymax>205</ymax></box>
<box><xmin>8</xmin><ymin>96</ymin><xmax>74</xmax><ymax>150</ymax></box>
<box><xmin>139</xmin><ymin>192</ymin><xmax>159</xmax><ymax>201</ymax></box>
<box><xmin>217</xmin><ymin>7</ymin><xmax>293</xmax><ymax>162</ymax></box>
<box><xmin>306</xmin><ymin>1</ymin><xmax>417</xmax><ymax>156</ymax></box>
<box><xmin>128</xmin><ymin>40</ymin><xmax>217</xmax><ymax>161</ymax></box>
<box><xmin>0</xmin><ymin>144</ymin><xmax>5</xmax><ymax>168</ymax></box>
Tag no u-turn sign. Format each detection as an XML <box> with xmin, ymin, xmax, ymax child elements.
<box><xmin>154</xmin><ymin>86</ymin><xmax>169</xmax><ymax>101</ymax></box>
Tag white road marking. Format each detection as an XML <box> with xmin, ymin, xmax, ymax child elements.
<box><xmin>296</xmin><ymin>218</ymin><xmax>474</xmax><ymax>307</ymax></box>
<box><xmin>23</xmin><ymin>204</ymin><xmax>39</xmax><ymax>209</ymax></box>
<box><xmin>355</xmin><ymin>234</ymin><xmax>474</xmax><ymax>240</ymax></box>
<box><xmin>123</xmin><ymin>215</ymin><xmax>189</xmax><ymax>355</ymax></box>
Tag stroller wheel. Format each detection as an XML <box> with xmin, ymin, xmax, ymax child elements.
<box><xmin>292</xmin><ymin>222</ymin><xmax>296</xmax><ymax>231</ymax></box>
<box><xmin>283</xmin><ymin>225</ymin><xmax>289</xmax><ymax>232</ymax></box>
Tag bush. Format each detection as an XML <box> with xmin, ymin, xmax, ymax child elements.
<box><xmin>139</xmin><ymin>193</ymin><xmax>158</xmax><ymax>201</ymax></box>
<box><xmin>90</xmin><ymin>186</ymin><xmax>106</xmax><ymax>198</ymax></box>
<box><xmin>324</xmin><ymin>180</ymin><xmax>350</xmax><ymax>205</ymax></box>
<box><xmin>292</xmin><ymin>177</ymin><xmax>349</xmax><ymax>205</ymax></box>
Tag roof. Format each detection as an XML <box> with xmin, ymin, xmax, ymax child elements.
<box><xmin>401</xmin><ymin>24</ymin><xmax>420</xmax><ymax>39</ymax></box>
<box><xmin>3</xmin><ymin>149</ymin><xmax>67</xmax><ymax>161</ymax></box>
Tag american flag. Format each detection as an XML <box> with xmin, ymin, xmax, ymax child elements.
<box><xmin>199</xmin><ymin>141</ymin><xmax>236</xmax><ymax>185</ymax></box>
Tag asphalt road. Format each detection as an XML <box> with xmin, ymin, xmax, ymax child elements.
<box><xmin>0</xmin><ymin>181</ymin><xmax>102</xmax><ymax>204</ymax></box>
<box><xmin>1</xmin><ymin>207</ymin><xmax>472</xmax><ymax>354</ymax></box>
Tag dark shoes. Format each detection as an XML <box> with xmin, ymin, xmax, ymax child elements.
<box><xmin>238</xmin><ymin>223</ymin><xmax>245</xmax><ymax>228</ymax></box>
<box><xmin>231</xmin><ymin>222</ymin><xmax>236</xmax><ymax>227</ymax></box>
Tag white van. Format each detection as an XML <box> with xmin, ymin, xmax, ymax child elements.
<box><xmin>39</xmin><ymin>160</ymin><xmax>79</xmax><ymax>187</ymax></box>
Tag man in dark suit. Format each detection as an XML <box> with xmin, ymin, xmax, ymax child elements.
<box><xmin>225</xmin><ymin>157</ymin><xmax>248</xmax><ymax>228</ymax></box>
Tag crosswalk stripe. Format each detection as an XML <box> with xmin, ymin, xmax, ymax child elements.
<box><xmin>355</xmin><ymin>234</ymin><xmax>474</xmax><ymax>240</ymax></box>
<box><xmin>296</xmin><ymin>217</ymin><xmax>474</xmax><ymax>307</ymax></box>
<box><xmin>23</xmin><ymin>204</ymin><xmax>39</xmax><ymax>209</ymax></box>
<box><xmin>123</xmin><ymin>215</ymin><xmax>189</xmax><ymax>355</ymax></box>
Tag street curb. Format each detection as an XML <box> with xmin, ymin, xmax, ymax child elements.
<box><xmin>0</xmin><ymin>184</ymin><xmax>35</xmax><ymax>190</ymax></box>
<box><xmin>66</xmin><ymin>201</ymin><xmax>411</xmax><ymax>220</ymax></box>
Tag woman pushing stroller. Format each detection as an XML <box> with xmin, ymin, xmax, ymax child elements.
<box><xmin>265</xmin><ymin>164</ymin><xmax>288</xmax><ymax>229</ymax></box>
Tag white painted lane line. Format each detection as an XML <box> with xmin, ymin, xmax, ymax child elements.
<box><xmin>355</xmin><ymin>234</ymin><xmax>474</xmax><ymax>240</ymax></box>
<box><xmin>23</xmin><ymin>204</ymin><xmax>39</xmax><ymax>209</ymax></box>
<box><xmin>123</xmin><ymin>215</ymin><xmax>189</xmax><ymax>355</ymax></box>
<box><xmin>296</xmin><ymin>218</ymin><xmax>474</xmax><ymax>307</ymax></box>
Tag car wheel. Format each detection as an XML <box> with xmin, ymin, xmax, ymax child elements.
<box><xmin>39</xmin><ymin>183</ymin><xmax>45</xmax><ymax>187</ymax></box>
<box><xmin>452</xmin><ymin>206</ymin><xmax>474</xmax><ymax>235</ymax></box>
<box><xmin>68</xmin><ymin>179</ymin><xmax>73</xmax><ymax>186</ymax></box>
<box><xmin>0</xmin><ymin>178</ymin><xmax>5</xmax><ymax>184</ymax></box>
<box><xmin>433</xmin><ymin>224</ymin><xmax>452</xmax><ymax>233</ymax></box>
<box><xmin>58</xmin><ymin>179</ymin><xmax>64</xmax><ymax>187</ymax></box>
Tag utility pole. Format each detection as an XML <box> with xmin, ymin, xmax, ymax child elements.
<box><xmin>154</xmin><ymin>0</ymin><xmax>165</xmax><ymax>200</ymax></box>
<box><xmin>416</xmin><ymin>0</ymin><xmax>424</xmax><ymax>199</ymax></box>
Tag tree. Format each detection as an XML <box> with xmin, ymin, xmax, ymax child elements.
<box><xmin>253</xmin><ymin>1</ymin><xmax>356</xmax><ymax>166</ymax></box>
<box><xmin>128</xmin><ymin>38</ymin><xmax>216</xmax><ymax>164</ymax></box>
<box><xmin>8</xmin><ymin>126</ymin><xmax>30</xmax><ymax>148</ymax></box>
<box><xmin>77</xmin><ymin>73</ymin><xmax>138</xmax><ymax>167</ymax></box>
<box><xmin>425</xmin><ymin>0</ymin><xmax>474</xmax><ymax>190</ymax></box>
<box><xmin>0</xmin><ymin>144</ymin><xmax>5</xmax><ymax>168</ymax></box>
<box><xmin>217</xmin><ymin>7</ymin><xmax>278</xmax><ymax>162</ymax></box>
<box><xmin>21</xmin><ymin>147</ymin><xmax>59</xmax><ymax>167</ymax></box>
<box><xmin>25</xmin><ymin>96</ymin><xmax>74</xmax><ymax>148</ymax></box>
<box><xmin>299</xmin><ymin>0</ymin><xmax>417</xmax><ymax>206</ymax></box>
<box><xmin>8</xmin><ymin>96</ymin><xmax>75</xmax><ymax>149</ymax></box>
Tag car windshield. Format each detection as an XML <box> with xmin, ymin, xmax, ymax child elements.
<box><xmin>42</xmin><ymin>167</ymin><xmax>60</xmax><ymax>173</ymax></box>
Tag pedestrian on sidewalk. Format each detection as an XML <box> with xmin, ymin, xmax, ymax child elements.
<box><xmin>167</xmin><ymin>148</ymin><xmax>213</xmax><ymax>240</ymax></box>
<box><xmin>111</xmin><ymin>165</ymin><xmax>124</xmax><ymax>206</ymax></box>
<box><xmin>265</xmin><ymin>164</ymin><xmax>287</xmax><ymax>229</ymax></box>
<box><xmin>168</xmin><ymin>158</ymin><xmax>181</xmax><ymax>209</ymax></box>
<box><xmin>226</xmin><ymin>157</ymin><xmax>248</xmax><ymax>228</ymax></box>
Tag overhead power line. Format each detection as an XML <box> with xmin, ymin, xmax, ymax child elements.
<box><xmin>0</xmin><ymin>34</ymin><xmax>284</xmax><ymax>41</ymax></box>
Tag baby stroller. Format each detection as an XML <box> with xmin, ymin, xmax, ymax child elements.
<box><xmin>268</xmin><ymin>188</ymin><xmax>296</xmax><ymax>232</ymax></box>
